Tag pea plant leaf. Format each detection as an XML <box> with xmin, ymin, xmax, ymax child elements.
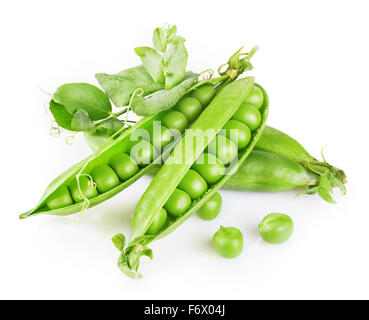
<box><xmin>95</xmin><ymin>65</ymin><xmax>163</xmax><ymax>107</ymax></box>
<box><xmin>53</xmin><ymin>83</ymin><xmax>112</xmax><ymax>121</ymax></box>
<box><xmin>130</xmin><ymin>77</ymin><xmax>196</xmax><ymax>116</ymax></box>
<box><xmin>317</xmin><ymin>175</ymin><xmax>336</xmax><ymax>204</ymax></box>
<box><xmin>152</xmin><ymin>27</ymin><xmax>167</xmax><ymax>53</ymax></box>
<box><xmin>70</xmin><ymin>109</ymin><xmax>94</xmax><ymax>132</ymax></box>
<box><xmin>163</xmin><ymin>36</ymin><xmax>188</xmax><ymax>90</ymax></box>
<box><xmin>49</xmin><ymin>100</ymin><xmax>73</xmax><ymax>131</ymax></box>
<box><xmin>134</xmin><ymin>46</ymin><xmax>164</xmax><ymax>84</ymax></box>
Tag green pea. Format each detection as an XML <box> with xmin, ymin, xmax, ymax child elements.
<box><xmin>191</xmin><ymin>84</ymin><xmax>216</xmax><ymax>107</ymax></box>
<box><xmin>232</xmin><ymin>103</ymin><xmax>261</xmax><ymax>131</ymax></box>
<box><xmin>46</xmin><ymin>185</ymin><xmax>74</xmax><ymax>210</ymax></box>
<box><xmin>243</xmin><ymin>85</ymin><xmax>264</xmax><ymax>109</ymax></box>
<box><xmin>175</xmin><ymin>97</ymin><xmax>203</xmax><ymax>123</ymax></box>
<box><xmin>90</xmin><ymin>164</ymin><xmax>120</xmax><ymax>193</ymax></box>
<box><xmin>259</xmin><ymin>213</ymin><xmax>294</xmax><ymax>244</ymax></box>
<box><xmin>178</xmin><ymin>169</ymin><xmax>208</xmax><ymax>200</ymax></box>
<box><xmin>196</xmin><ymin>192</ymin><xmax>222</xmax><ymax>220</ymax></box>
<box><xmin>109</xmin><ymin>153</ymin><xmax>139</xmax><ymax>181</ymax></box>
<box><xmin>150</xmin><ymin>125</ymin><xmax>174</xmax><ymax>151</ymax></box>
<box><xmin>146</xmin><ymin>208</ymin><xmax>167</xmax><ymax>235</ymax></box>
<box><xmin>222</xmin><ymin>120</ymin><xmax>252</xmax><ymax>149</ymax></box>
<box><xmin>212</xmin><ymin>226</ymin><xmax>243</xmax><ymax>258</ymax></box>
<box><xmin>164</xmin><ymin>188</ymin><xmax>192</xmax><ymax>218</ymax></box>
<box><xmin>192</xmin><ymin>153</ymin><xmax>225</xmax><ymax>185</ymax></box>
<box><xmin>69</xmin><ymin>175</ymin><xmax>98</xmax><ymax>203</ymax></box>
<box><xmin>130</xmin><ymin>140</ymin><xmax>156</xmax><ymax>167</ymax></box>
<box><xmin>162</xmin><ymin>110</ymin><xmax>188</xmax><ymax>133</ymax></box>
<box><xmin>207</xmin><ymin>135</ymin><xmax>238</xmax><ymax>164</ymax></box>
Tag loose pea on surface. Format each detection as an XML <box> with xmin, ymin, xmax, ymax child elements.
<box><xmin>90</xmin><ymin>164</ymin><xmax>120</xmax><ymax>193</ymax></box>
<box><xmin>146</xmin><ymin>208</ymin><xmax>167</xmax><ymax>235</ymax></box>
<box><xmin>192</xmin><ymin>153</ymin><xmax>225</xmax><ymax>185</ymax></box>
<box><xmin>46</xmin><ymin>185</ymin><xmax>74</xmax><ymax>210</ymax></box>
<box><xmin>69</xmin><ymin>175</ymin><xmax>98</xmax><ymax>203</ymax></box>
<box><xmin>212</xmin><ymin>226</ymin><xmax>244</xmax><ymax>258</ymax></box>
<box><xmin>196</xmin><ymin>192</ymin><xmax>222</xmax><ymax>220</ymax></box>
<box><xmin>207</xmin><ymin>135</ymin><xmax>238</xmax><ymax>165</ymax></box>
<box><xmin>221</xmin><ymin>120</ymin><xmax>251</xmax><ymax>149</ymax></box>
<box><xmin>162</xmin><ymin>110</ymin><xmax>188</xmax><ymax>133</ymax></box>
<box><xmin>232</xmin><ymin>103</ymin><xmax>261</xmax><ymax>131</ymax></box>
<box><xmin>175</xmin><ymin>97</ymin><xmax>203</xmax><ymax>123</ymax></box>
<box><xmin>177</xmin><ymin>169</ymin><xmax>208</xmax><ymax>199</ymax></box>
<box><xmin>259</xmin><ymin>213</ymin><xmax>294</xmax><ymax>244</ymax></box>
<box><xmin>109</xmin><ymin>153</ymin><xmax>139</xmax><ymax>181</ymax></box>
<box><xmin>130</xmin><ymin>140</ymin><xmax>156</xmax><ymax>167</ymax></box>
<box><xmin>164</xmin><ymin>188</ymin><xmax>192</xmax><ymax>218</ymax></box>
<box><xmin>243</xmin><ymin>85</ymin><xmax>264</xmax><ymax>109</ymax></box>
<box><xmin>190</xmin><ymin>84</ymin><xmax>216</xmax><ymax>107</ymax></box>
<box><xmin>150</xmin><ymin>125</ymin><xmax>174</xmax><ymax>151</ymax></box>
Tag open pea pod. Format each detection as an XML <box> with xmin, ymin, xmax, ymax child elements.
<box><xmin>114</xmin><ymin>78</ymin><xmax>269</xmax><ymax>278</ymax></box>
<box><xmin>19</xmin><ymin>76</ymin><xmax>233</xmax><ymax>219</ymax></box>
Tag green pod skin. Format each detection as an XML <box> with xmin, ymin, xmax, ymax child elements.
<box><xmin>223</xmin><ymin>150</ymin><xmax>318</xmax><ymax>192</ymax></box>
<box><xmin>20</xmin><ymin>77</ymin><xmax>230</xmax><ymax>219</ymax></box>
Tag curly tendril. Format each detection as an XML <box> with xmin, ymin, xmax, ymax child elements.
<box><xmin>66</xmin><ymin>133</ymin><xmax>77</xmax><ymax>146</ymax></box>
<box><xmin>49</xmin><ymin>121</ymin><xmax>61</xmax><ymax>137</ymax></box>
<box><xmin>199</xmin><ymin>69</ymin><xmax>214</xmax><ymax>81</ymax></box>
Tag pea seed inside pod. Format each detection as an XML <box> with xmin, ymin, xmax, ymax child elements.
<box><xmin>207</xmin><ymin>135</ymin><xmax>238</xmax><ymax>165</ymax></box>
<box><xmin>164</xmin><ymin>188</ymin><xmax>192</xmax><ymax>217</ymax></box>
<box><xmin>150</xmin><ymin>124</ymin><xmax>174</xmax><ymax>151</ymax></box>
<box><xmin>196</xmin><ymin>192</ymin><xmax>222</xmax><ymax>220</ymax></box>
<box><xmin>146</xmin><ymin>208</ymin><xmax>168</xmax><ymax>235</ymax></box>
<box><xmin>174</xmin><ymin>97</ymin><xmax>203</xmax><ymax>123</ymax></box>
<box><xmin>69</xmin><ymin>175</ymin><xmax>98</xmax><ymax>203</ymax></box>
<box><xmin>190</xmin><ymin>84</ymin><xmax>217</xmax><ymax>107</ymax></box>
<box><xmin>177</xmin><ymin>169</ymin><xmax>208</xmax><ymax>199</ymax></box>
<box><xmin>162</xmin><ymin>110</ymin><xmax>188</xmax><ymax>134</ymax></box>
<box><xmin>109</xmin><ymin>153</ymin><xmax>139</xmax><ymax>181</ymax></box>
<box><xmin>232</xmin><ymin>103</ymin><xmax>261</xmax><ymax>131</ymax></box>
<box><xmin>130</xmin><ymin>140</ymin><xmax>157</xmax><ymax>167</ymax></box>
<box><xmin>45</xmin><ymin>185</ymin><xmax>74</xmax><ymax>210</ymax></box>
<box><xmin>192</xmin><ymin>153</ymin><xmax>225</xmax><ymax>185</ymax></box>
<box><xmin>243</xmin><ymin>85</ymin><xmax>264</xmax><ymax>109</ymax></box>
<box><xmin>221</xmin><ymin>120</ymin><xmax>252</xmax><ymax>149</ymax></box>
<box><xmin>90</xmin><ymin>164</ymin><xmax>120</xmax><ymax>193</ymax></box>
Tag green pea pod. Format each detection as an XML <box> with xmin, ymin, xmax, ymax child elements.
<box><xmin>19</xmin><ymin>77</ymin><xmax>231</xmax><ymax>219</ymax></box>
<box><xmin>130</xmin><ymin>77</ymin><xmax>196</xmax><ymax>116</ymax></box>
<box><xmin>254</xmin><ymin>126</ymin><xmax>347</xmax><ymax>200</ymax></box>
<box><xmin>115</xmin><ymin>79</ymin><xmax>269</xmax><ymax>278</ymax></box>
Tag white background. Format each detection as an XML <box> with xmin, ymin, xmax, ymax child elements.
<box><xmin>1</xmin><ymin>0</ymin><xmax>368</xmax><ymax>300</ymax></box>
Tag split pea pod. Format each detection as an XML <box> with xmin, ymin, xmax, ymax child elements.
<box><xmin>114</xmin><ymin>77</ymin><xmax>269</xmax><ymax>278</ymax></box>
<box><xmin>19</xmin><ymin>77</ymin><xmax>229</xmax><ymax>219</ymax></box>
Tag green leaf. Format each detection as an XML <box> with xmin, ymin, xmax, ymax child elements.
<box><xmin>134</xmin><ymin>46</ymin><xmax>164</xmax><ymax>83</ymax></box>
<box><xmin>318</xmin><ymin>175</ymin><xmax>336</xmax><ymax>203</ymax></box>
<box><xmin>84</xmin><ymin>118</ymin><xmax>125</xmax><ymax>152</ymax></box>
<box><xmin>152</xmin><ymin>27</ymin><xmax>167</xmax><ymax>53</ymax></box>
<box><xmin>53</xmin><ymin>83</ymin><xmax>112</xmax><ymax>121</ymax></box>
<box><xmin>166</xmin><ymin>25</ymin><xmax>177</xmax><ymax>42</ymax></box>
<box><xmin>112</xmin><ymin>233</ymin><xmax>126</xmax><ymax>251</ymax></box>
<box><xmin>49</xmin><ymin>100</ymin><xmax>73</xmax><ymax>130</ymax></box>
<box><xmin>95</xmin><ymin>65</ymin><xmax>163</xmax><ymax>107</ymax></box>
<box><xmin>71</xmin><ymin>109</ymin><xmax>94</xmax><ymax>132</ymax></box>
<box><xmin>130</xmin><ymin>77</ymin><xmax>196</xmax><ymax>116</ymax></box>
<box><xmin>163</xmin><ymin>36</ymin><xmax>188</xmax><ymax>90</ymax></box>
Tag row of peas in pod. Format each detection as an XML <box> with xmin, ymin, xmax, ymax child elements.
<box><xmin>145</xmin><ymin>85</ymin><xmax>265</xmax><ymax>235</ymax></box>
<box><xmin>44</xmin><ymin>84</ymin><xmax>219</xmax><ymax>211</ymax></box>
